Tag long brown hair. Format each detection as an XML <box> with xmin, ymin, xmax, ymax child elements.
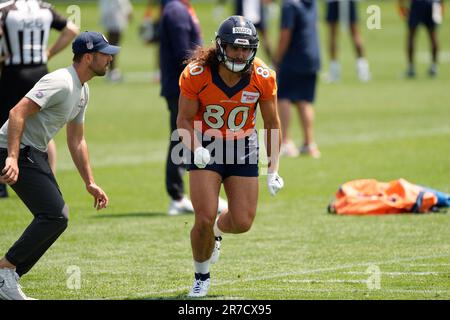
<box><xmin>185</xmin><ymin>45</ymin><xmax>219</xmax><ymax>68</ymax></box>
<box><xmin>185</xmin><ymin>44</ymin><xmax>253</xmax><ymax>76</ymax></box>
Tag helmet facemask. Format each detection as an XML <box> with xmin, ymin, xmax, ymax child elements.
<box><xmin>216</xmin><ymin>38</ymin><xmax>257</xmax><ymax>73</ymax></box>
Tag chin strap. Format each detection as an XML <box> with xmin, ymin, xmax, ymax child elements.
<box><xmin>224</xmin><ymin>60</ymin><xmax>246</xmax><ymax>72</ymax></box>
<box><xmin>216</xmin><ymin>39</ymin><xmax>256</xmax><ymax>73</ymax></box>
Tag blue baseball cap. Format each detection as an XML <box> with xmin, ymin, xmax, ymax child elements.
<box><xmin>72</xmin><ymin>31</ymin><xmax>120</xmax><ymax>55</ymax></box>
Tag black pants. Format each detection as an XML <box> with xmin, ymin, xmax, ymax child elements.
<box><xmin>0</xmin><ymin>65</ymin><xmax>48</xmax><ymax>125</ymax></box>
<box><xmin>107</xmin><ymin>31</ymin><xmax>121</xmax><ymax>71</ymax></box>
<box><xmin>0</xmin><ymin>65</ymin><xmax>48</xmax><ymax>193</ymax></box>
<box><xmin>165</xmin><ymin>96</ymin><xmax>185</xmax><ymax>201</ymax></box>
<box><xmin>0</xmin><ymin>147</ymin><xmax>68</xmax><ymax>277</ymax></box>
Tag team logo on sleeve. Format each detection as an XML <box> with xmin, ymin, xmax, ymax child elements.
<box><xmin>35</xmin><ymin>91</ymin><xmax>44</xmax><ymax>99</ymax></box>
<box><xmin>241</xmin><ymin>91</ymin><xmax>260</xmax><ymax>104</ymax></box>
<box><xmin>78</xmin><ymin>98</ymin><xmax>85</xmax><ymax>109</ymax></box>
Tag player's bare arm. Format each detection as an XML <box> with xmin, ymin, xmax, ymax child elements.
<box><xmin>260</xmin><ymin>95</ymin><xmax>281</xmax><ymax>173</ymax></box>
<box><xmin>1</xmin><ymin>98</ymin><xmax>40</xmax><ymax>185</ymax></box>
<box><xmin>177</xmin><ymin>93</ymin><xmax>202</xmax><ymax>152</ymax></box>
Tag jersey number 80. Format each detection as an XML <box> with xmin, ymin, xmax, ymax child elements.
<box><xmin>203</xmin><ymin>105</ymin><xmax>250</xmax><ymax>131</ymax></box>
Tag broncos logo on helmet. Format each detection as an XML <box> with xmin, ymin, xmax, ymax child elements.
<box><xmin>215</xmin><ymin>15</ymin><xmax>259</xmax><ymax>73</ymax></box>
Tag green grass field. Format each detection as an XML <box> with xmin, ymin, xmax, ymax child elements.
<box><xmin>1</xmin><ymin>1</ymin><xmax>449</xmax><ymax>300</ymax></box>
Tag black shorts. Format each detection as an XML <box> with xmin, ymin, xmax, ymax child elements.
<box><xmin>408</xmin><ymin>1</ymin><xmax>440</xmax><ymax>29</ymax></box>
<box><xmin>187</xmin><ymin>132</ymin><xmax>259</xmax><ymax>180</ymax></box>
<box><xmin>0</xmin><ymin>64</ymin><xmax>48</xmax><ymax>125</ymax></box>
<box><xmin>326</xmin><ymin>1</ymin><xmax>358</xmax><ymax>24</ymax></box>
<box><xmin>277</xmin><ymin>72</ymin><xmax>317</xmax><ymax>103</ymax></box>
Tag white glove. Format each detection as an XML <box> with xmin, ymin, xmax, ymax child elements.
<box><xmin>194</xmin><ymin>147</ymin><xmax>211</xmax><ymax>169</ymax></box>
<box><xmin>267</xmin><ymin>172</ymin><xmax>284</xmax><ymax>196</ymax></box>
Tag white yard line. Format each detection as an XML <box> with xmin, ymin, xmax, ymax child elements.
<box><xmin>227</xmin><ymin>287</ymin><xmax>450</xmax><ymax>294</ymax></box>
<box><xmin>53</xmin><ymin>125</ymin><xmax>450</xmax><ymax>172</ymax></box>
<box><xmin>106</xmin><ymin>253</ymin><xmax>449</xmax><ymax>299</ymax></box>
<box><xmin>282</xmin><ymin>279</ymin><xmax>367</xmax><ymax>284</ymax></box>
<box><xmin>418</xmin><ymin>51</ymin><xmax>450</xmax><ymax>63</ymax></box>
<box><xmin>344</xmin><ymin>271</ymin><xmax>446</xmax><ymax>276</ymax></box>
<box><xmin>319</xmin><ymin>126</ymin><xmax>450</xmax><ymax>146</ymax></box>
<box><xmin>405</xmin><ymin>263</ymin><xmax>450</xmax><ymax>267</ymax></box>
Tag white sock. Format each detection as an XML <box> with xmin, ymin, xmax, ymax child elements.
<box><xmin>213</xmin><ymin>216</ymin><xmax>223</xmax><ymax>238</ymax></box>
<box><xmin>194</xmin><ymin>259</ymin><xmax>210</xmax><ymax>275</ymax></box>
<box><xmin>357</xmin><ymin>57</ymin><xmax>367</xmax><ymax>65</ymax></box>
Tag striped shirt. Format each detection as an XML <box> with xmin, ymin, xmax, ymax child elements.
<box><xmin>0</xmin><ymin>0</ymin><xmax>67</xmax><ymax>67</ymax></box>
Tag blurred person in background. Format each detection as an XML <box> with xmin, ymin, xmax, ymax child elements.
<box><xmin>235</xmin><ymin>0</ymin><xmax>273</xmax><ymax>61</ymax></box>
<box><xmin>0</xmin><ymin>0</ymin><xmax>79</xmax><ymax>198</ymax></box>
<box><xmin>99</xmin><ymin>0</ymin><xmax>133</xmax><ymax>82</ymax></box>
<box><xmin>160</xmin><ymin>0</ymin><xmax>228</xmax><ymax>215</ymax></box>
<box><xmin>324</xmin><ymin>0</ymin><xmax>371</xmax><ymax>82</ymax></box>
<box><xmin>273</xmin><ymin>0</ymin><xmax>321</xmax><ymax>158</ymax></box>
<box><xmin>140</xmin><ymin>0</ymin><xmax>161</xmax><ymax>45</ymax></box>
<box><xmin>139</xmin><ymin>0</ymin><xmax>162</xmax><ymax>83</ymax></box>
<box><xmin>398</xmin><ymin>0</ymin><xmax>443</xmax><ymax>78</ymax></box>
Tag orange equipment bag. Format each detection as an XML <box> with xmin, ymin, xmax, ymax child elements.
<box><xmin>328</xmin><ymin>178</ymin><xmax>449</xmax><ymax>215</ymax></box>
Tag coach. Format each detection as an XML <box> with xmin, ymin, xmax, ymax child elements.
<box><xmin>0</xmin><ymin>0</ymin><xmax>79</xmax><ymax>198</ymax></box>
<box><xmin>0</xmin><ymin>31</ymin><xmax>116</xmax><ymax>300</ymax></box>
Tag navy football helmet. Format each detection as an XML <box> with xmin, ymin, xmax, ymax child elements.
<box><xmin>215</xmin><ymin>15</ymin><xmax>259</xmax><ymax>73</ymax></box>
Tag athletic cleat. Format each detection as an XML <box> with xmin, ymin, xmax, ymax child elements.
<box><xmin>428</xmin><ymin>65</ymin><xmax>437</xmax><ymax>78</ymax></box>
<box><xmin>210</xmin><ymin>236</ymin><xmax>222</xmax><ymax>264</ymax></box>
<box><xmin>106</xmin><ymin>69</ymin><xmax>123</xmax><ymax>83</ymax></box>
<box><xmin>280</xmin><ymin>141</ymin><xmax>299</xmax><ymax>158</ymax></box>
<box><xmin>357</xmin><ymin>58</ymin><xmax>371</xmax><ymax>82</ymax></box>
<box><xmin>299</xmin><ymin>143</ymin><xmax>321</xmax><ymax>159</ymax></box>
<box><xmin>325</xmin><ymin>61</ymin><xmax>341</xmax><ymax>83</ymax></box>
<box><xmin>187</xmin><ymin>274</ymin><xmax>210</xmax><ymax>298</ymax></box>
<box><xmin>168</xmin><ymin>196</ymin><xmax>194</xmax><ymax>216</ymax></box>
<box><xmin>217</xmin><ymin>197</ymin><xmax>228</xmax><ymax>214</ymax></box>
<box><xmin>0</xmin><ymin>268</ymin><xmax>33</xmax><ymax>300</ymax></box>
<box><xmin>405</xmin><ymin>67</ymin><xmax>416</xmax><ymax>79</ymax></box>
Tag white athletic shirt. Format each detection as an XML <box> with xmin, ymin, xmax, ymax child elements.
<box><xmin>0</xmin><ymin>65</ymin><xmax>89</xmax><ymax>152</ymax></box>
<box><xmin>99</xmin><ymin>0</ymin><xmax>132</xmax><ymax>32</ymax></box>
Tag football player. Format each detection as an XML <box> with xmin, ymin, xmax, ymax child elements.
<box><xmin>177</xmin><ymin>15</ymin><xmax>284</xmax><ymax>297</ymax></box>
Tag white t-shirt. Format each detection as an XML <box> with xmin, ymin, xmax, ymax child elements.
<box><xmin>0</xmin><ymin>65</ymin><xmax>89</xmax><ymax>152</ymax></box>
<box><xmin>242</xmin><ymin>0</ymin><xmax>262</xmax><ymax>25</ymax></box>
<box><xmin>99</xmin><ymin>0</ymin><xmax>132</xmax><ymax>32</ymax></box>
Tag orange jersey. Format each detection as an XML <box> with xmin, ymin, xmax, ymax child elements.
<box><xmin>179</xmin><ymin>57</ymin><xmax>277</xmax><ymax>140</ymax></box>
